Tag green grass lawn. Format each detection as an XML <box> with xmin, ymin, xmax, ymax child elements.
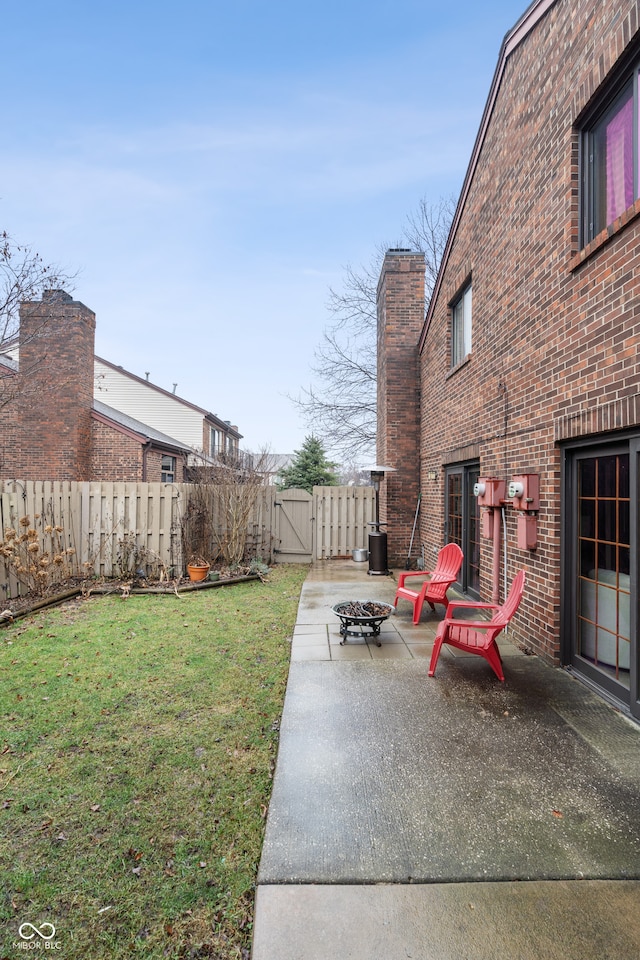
<box><xmin>0</xmin><ymin>564</ymin><xmax>308</xmax><ymax>959</ymax></box>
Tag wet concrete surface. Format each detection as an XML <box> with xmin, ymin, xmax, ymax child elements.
<box><xmin>259</xmin><ymin>658</ymin><xmax>640</xmax><ymax>884</ymax></box>
<box><xmin>253</xmin><ymin>881</ymin><xmax>640</xmax><ymax>960</ymax></box>
<box><xmin>251</xmin><ymin>561</ymin><xmax>640</xmax><ymax>959</ymax></box>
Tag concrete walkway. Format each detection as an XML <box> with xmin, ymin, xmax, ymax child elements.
<box><xmin>251</xmin><ymin>560</ymin><xmax>640</xmax><ymax>959</ymax></box>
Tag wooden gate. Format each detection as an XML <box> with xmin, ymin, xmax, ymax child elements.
<box><xmin>271</xmin><ymin>486</ymin><xmax>376</xmax><ymax>563</ymax></box>
<box><xmin>272</xmin><ymin>489</ymin><xmax>313</xmax><ymax>563</ymax></box>
<box><xmin>0</xmin><ymin>483</ymin><xmax>376</xmax><ymax>593</ymax></box>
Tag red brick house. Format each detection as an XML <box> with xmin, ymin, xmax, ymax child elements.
<box><xmin>378</xmin><ymin>0</ymin><xmax>640</xmax><ymax>719</ymax></box>
<box><xmin>91</xmin><ymin>401</ymin><xmax>189</xmax><ymax>483</ymax></box>
<box><xmin>94</xmin><ymin>357</ymin><xmax>241</xmax><ymax>464</ymax></box>
<box><xmin>0</xmin><ymin>290</ymin><xmax>240</xmax><ymax>483</ymax></box>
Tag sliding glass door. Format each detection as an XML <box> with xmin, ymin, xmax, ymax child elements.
<box><xmin>445</xmin><ymin>462</ymin><xmax>480</xmax><ymax>596</ymax></box>
<box><xmin>566</xmin><ymin>439</ymin><xmax>638</xmax><ymax>719</ymax></box>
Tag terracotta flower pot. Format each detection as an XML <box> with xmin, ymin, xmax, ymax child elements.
<box><xmin>187</xmin><ymin>563</ymin><xmax>210</xmax><ymax>582</ymax></box>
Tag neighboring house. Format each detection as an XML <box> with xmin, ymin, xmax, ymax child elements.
<box><xmin>378</xmin><ymin>0</ymin><xmax>640</xmax><ymax>720</ymax></box>
<box><xmin>267</xmin><ymin>454</ymin><xmax>294</xmax><ymax>486</ymax></box>
<box><xmin>91</xmin><ymin>400</ymin><xmax>189</xmax><ymax>483</ymax></box>
<box><xmin>94</xmin><ymin>358</ymin><xmax>241</xmax><ymax>465</ymax></box>
<box><xmin>0</xmin><ymin>291</ymin><xmax>242</xmax><ymax>483</ymax></box>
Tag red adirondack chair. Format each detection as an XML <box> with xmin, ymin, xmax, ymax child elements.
<box><xmin>394</xmin><ymin>543</ymin><xmax>463</xmax><ymax>624</ymax></box>
<box><xmin>428</xmin><ymin>569</ymin><xmax>526</xmax><ymax>681</ymax></box>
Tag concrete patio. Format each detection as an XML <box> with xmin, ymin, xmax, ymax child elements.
<box><xmin>251</xmin><ymin>559</ymin><xmax>640</xmax><ymax>960</ymax></box>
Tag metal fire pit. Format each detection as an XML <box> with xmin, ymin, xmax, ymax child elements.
<box><xmin>332</xmin><ymin>600</ymin><xmax>395</xmax><ymax>647</ymax></box>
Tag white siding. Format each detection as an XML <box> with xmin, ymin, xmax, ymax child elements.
<box><xmin>95</xmin><ymin>361</ymin><xmax>205</xmax><ymax>451</ymax></box>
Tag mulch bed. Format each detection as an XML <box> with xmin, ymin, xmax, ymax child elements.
<box><xmin>0</xmin><ymin>570</ymin><xmax>260</xmax><ymax>625</ymax></box>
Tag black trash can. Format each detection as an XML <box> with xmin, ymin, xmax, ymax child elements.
<box><xmin>368</xmin><ymin>529</ymin><xmax>389</xmax><ymax>575</ymax></box>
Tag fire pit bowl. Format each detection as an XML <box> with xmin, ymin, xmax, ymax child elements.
<box><xmin>332</xmin><ymin>600</ymin><xmax>395</xmax><ymax>647</ymax></box>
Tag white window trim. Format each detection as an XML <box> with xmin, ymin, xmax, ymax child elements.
<box><xmin>451</xmin><ymin>284</ymin><xmax>472</xmax><ymax>367</ymax></box>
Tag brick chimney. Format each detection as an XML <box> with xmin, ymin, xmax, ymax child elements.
<box><xmin>376</xmin><ymin>250</ymin><xmax>425</xmax><ymax>565</ymax></box>
<box><xmin>12</xmin><ymin>290</ymin><xmax>96</xmax><ymax>480</ymax></box>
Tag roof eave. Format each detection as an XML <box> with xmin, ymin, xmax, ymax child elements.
<box><xmin>91</xmin><ymin>408</ymin><xmax>190</xmax><ymax>454</ymax></box>
<box><xmin>96</xmin><ymin>356</ymin><xmax>242</xmax><ymax>437</ymax></box>
<box><xmin>96</xmin><ymin>356</ymin><xmax>211</xmax><ymax>415</ymax></box>
<box><xmin>418</xmin><ymin>0</ymin><xmax>558</xmax><ymax>353</ymax></box>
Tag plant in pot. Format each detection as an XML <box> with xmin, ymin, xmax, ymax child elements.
<box><xmin>181</xmin><ymin>485</ymin><xmax>213</xmax><ymax>582</ymax></box>
<box><xmin>186</xmin><ymin>554</ymin><xmax>210</xmax><ymax>582</ymax></box>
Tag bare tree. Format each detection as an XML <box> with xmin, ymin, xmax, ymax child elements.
<box><xmin>403</xmin><ymin>195</ymin><xmax>457</xmax><ymax>297</ymax></box>
<box><xmin>291</xmin><ymin>195</ymin><xmax>456</xmax><ymax>462</ymax></box>
<box><xmin>297</xmin><ymin>258</ymin><xmax>380</xmax><ymax>463</ymax></box>
<box><xmin>0</xmin><ymin>231</ymin><xmax>76</xmax><ymax>411</ymax></box>
<box><xmin>182</xmin><ymin>448</ymin><xmax>278</xmax><ymax>567</ymax></box>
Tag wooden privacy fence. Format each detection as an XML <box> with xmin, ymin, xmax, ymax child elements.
<box><xmin>0</xmin><ymin>481</ymin><xmax>183</xmax><ymax>602</ymax></box>
<box><xmin>0</xmin><ymin>481</ymin><xmax>376</xmax><ymax>600</ymax></box>
<box><xmin>313</xmin><ymin>485</ymin><xmax>375</xmax><ymax>558</ymax></box>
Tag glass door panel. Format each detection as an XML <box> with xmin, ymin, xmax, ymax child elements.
<box><xmin>446</xmin><ymin>463</ymin><xmax>480</xmax><ymax>596</ymax></box>
<box><xmin>466</xmin><ymin>466</ymin><xmax>480</xmax><ymax>594</ymax></box>
<box><xmin>574</xmin><ymin>451</ymin><xmax>632</xmax><ymax>697</ymax></box>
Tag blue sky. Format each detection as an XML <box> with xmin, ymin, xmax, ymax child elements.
<box><xmin>2</xmin><ymin>0</ymin><xmax>527</xmax><ymax>457</ymax></box>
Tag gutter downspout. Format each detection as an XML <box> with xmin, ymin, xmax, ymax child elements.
<box><xmin>502</xmin><ymin>506</ymin><xmax>508</xmax><ymax>605</ymax></box>
<box><xmin>142</xmin><ymin>441</ymin><xmax>152</xmax><ymax>482</ymax></box>
<box><xmin>492</xmin><ymin>506</ymin><xmax>501</xmax><ymax>604</ymax></box>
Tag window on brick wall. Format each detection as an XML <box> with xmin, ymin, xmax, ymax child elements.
<box><xmin>451</xmin><ymin>283</ymin><xmax>472</xmax><ymax>368</ymax></box>
<box><xmin>161</xmin><ymin>455</ymin><xmax>176</xmax><ymax>483</ymax></box>
<box><xmin>580</xmin><ymin>65</ymin><xmax>637</xmax><ymax>245</ymax></box>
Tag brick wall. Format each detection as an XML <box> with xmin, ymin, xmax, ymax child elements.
<box><xmin>415</xmin><ymin>0</ymin><xmax>640</xmax><ymax>662</ymax></box>
<box><xmin>145</xmin><ymin>450</ymin><xmax>166</xmax><ymax>483</ymax></box>
<box><xmin>376</xmin><ymin>250</ymin><xmax>425</xmax><ymax>565</ymax></box>
<box><xmin>2</xmin><ymin>291</ymin><xmax>96</xmax><ymax>480</ymax></box>
<box><xmin>91</xmin><ymin>420</ymin><xmax>186</xmax><ymax>482</ymax></box>
<box><xmin>91</xmin><ymin>420</ymin><xmax>144</xmax><ymax>480</ymax></box>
